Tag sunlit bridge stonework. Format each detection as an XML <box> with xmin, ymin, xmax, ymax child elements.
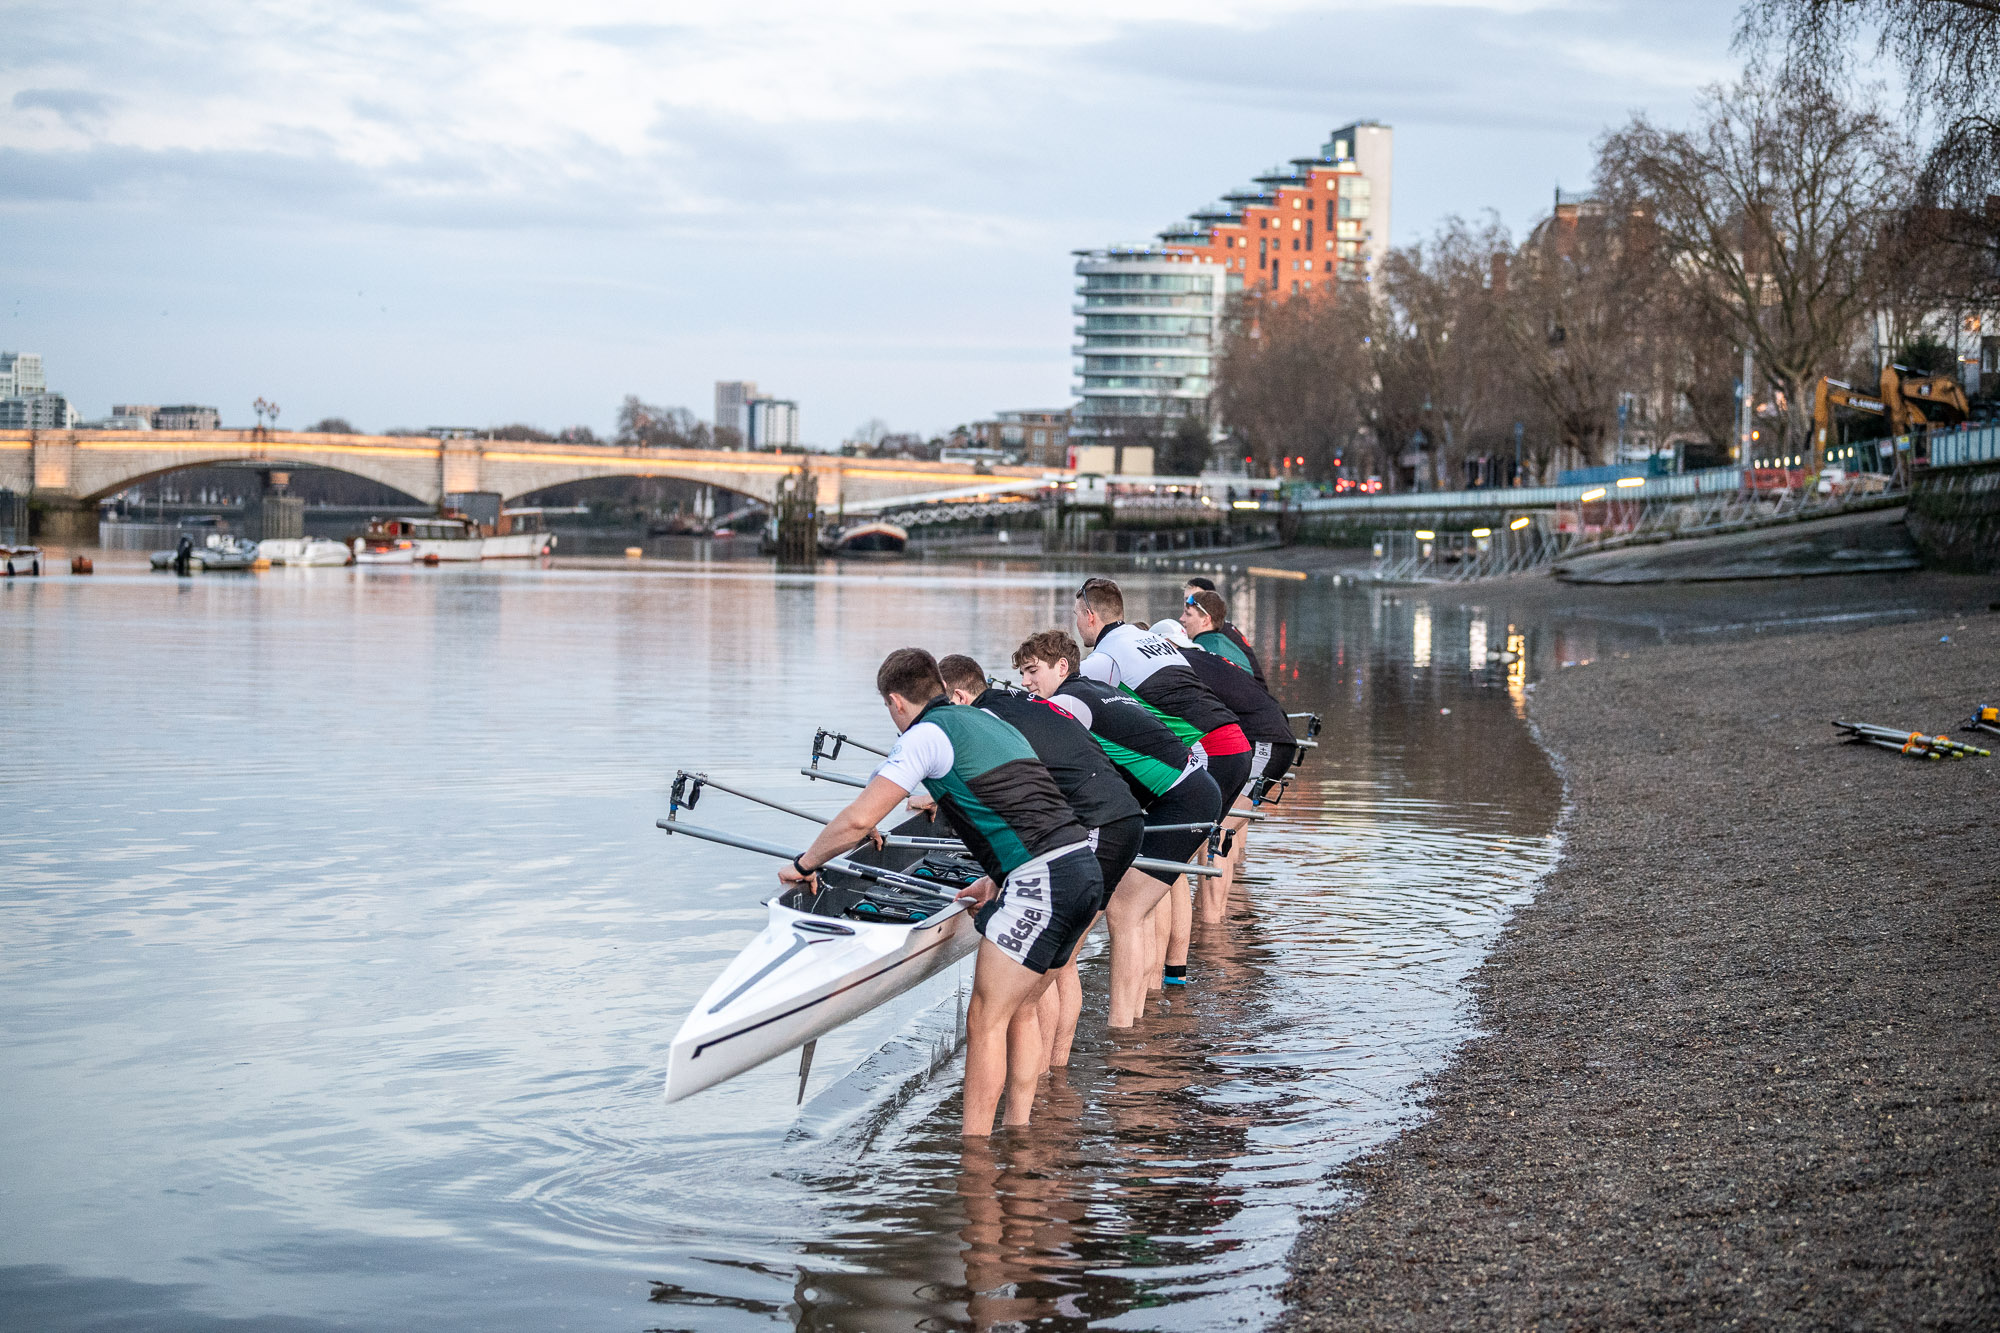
<box><xmin>0</xmin><ymin>428</ymin><xmax>1054</xmax><ymax>541</ymax></box>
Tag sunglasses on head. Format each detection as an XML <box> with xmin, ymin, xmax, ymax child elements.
<box><xmin>1185</xmin><ymin>595</ymin><xmax>1201</xmax><ymax>608</ymax></box>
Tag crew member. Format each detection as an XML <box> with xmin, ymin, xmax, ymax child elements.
<box><xmin>1182</xmin><ymin>578</ymin><xmax>1265</xmax><ymax>685</ymax></box>
<box><xmin>1149</xmin><ymin>618</ymin><xmax>1297</xmax><ymax>923</ymax></box>
<box><xmin>1013</xmin><ymin>629</ymin><xmax>1223</xmax><ymax>1019</ymax></box>
<box><xmin>938</xmin><ymin>654</ymin><xmax>1145</xmax><ymax>1072</ymax></box>
<box><xmin>778</xmin><ymin>648</ymin><xmax>1101</xmax><ymax>1137</ymax></box>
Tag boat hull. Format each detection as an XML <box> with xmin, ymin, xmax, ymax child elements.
<box><xmin>664</xmin><ymin>897</ymin><xmax>977</xmax><ymax>1103</ymax></box>
<box><xmin>352</xmin><ymin>539</ymin><xmax>416</xmax><ymax>565</ymax></box>
<box><xmin>480</xmin><ymin>531</ymin><xmax>556</xmax><ymax>559</ymax></box>
<box><xmin>411</xmin><ymin>537</ymin><xmax>484</xmax><ymax>562</ymax></box>
<box><xmin>258</xmin><ymin>538</ymin><xmax>353</xmax><ymax>566</ymax></box>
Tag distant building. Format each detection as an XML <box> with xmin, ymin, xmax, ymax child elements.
<box><xmin>972</xmin><ymin>409</ymin><xmax>1070</xmax><ymax>466</ymax></box>
<box><xmin>748</xmin><ymin>397</ymin><xmax>799</xmax><ymax>449</ymax></box>
<box><xmin>714</xmin><ymin>381</ymin><xmax>757</xmax><ymax>442</ymax></box>
<box><xmin>80</xmin><ymin>413</ymin><xmax>153</xmax><ymax>430</ymax></box>
<box><xmin>1151</xmin><ymin>119</ymin><xmax>1393</xmax><ymax>297</ymax></box>
<box><xmin>154</xmin><ymin>405</ymin><xmax>221</xmax><ymax>431</ymax></box>
<box><xmin>0</xmin><ymin>352</ymin><xmax>47</xmax><ymax>399</ymax></box>
<box><xmin>0</xmin><ymin>393</ymin><xmax>78</xmax><ymax>429</ymax></box>
<box><xmin>1070</xmin><ymin>248</ymin><xmax>1226</xmax><ymax>448</ymax></box>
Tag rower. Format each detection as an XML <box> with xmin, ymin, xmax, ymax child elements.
<box><xmin>1074</xmin><ymin>577</ymin><xmax>1250</xmax><ymax>986</ymax></box>
<box><xmin>1183</xmin><ymin>577</ymin><xmax>1266</xmax><ymax>686</ymax></box>
<box><xmin>1011</xmin><ymin>629</ymin><xmax>1222</xmax><ymax>1023</ymax></box>
<box><xmin>1149</xmin><ymin>618</ymin><xmax>1296</xmax><ymax>922</ymax></box>
<box><xmin>938</xmin><ymin>654</ymin><xmax>1146</xmax><ymax>1074</ymax></box>
<box><xmin>778</xmin><ymin>648</ymin><xmax>1101</xmax><ymax>1138</ymax></box>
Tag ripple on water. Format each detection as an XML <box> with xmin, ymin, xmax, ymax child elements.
<box><xmin>0</xmin><ymin>566</ymin><xmax>1562</xmax><ymax>1331</ymax></box>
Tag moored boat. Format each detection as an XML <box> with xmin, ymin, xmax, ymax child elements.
<box><xmin>258</xmin><ymin>537</ymin><xmax>353</xmax><ymax>566</ymax></box>
<box><xmin>482</xmin><ymin>508</ymin><xmax>558</xmax><ymax>559</ymax></box>
<box><xmin>818</xmin><ymin>519</ymin><xmax>909</xmax><ymax>558</ymax></box>
<box><xmin>149</xmin><ymin>533</ymin><xmax>260</xmax><ymax>571</ymax></box>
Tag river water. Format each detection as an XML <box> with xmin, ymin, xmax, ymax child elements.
<box><xmin>2</xmin><ymin>553</ymin><xmax>1574</xmax><ymax>1332</ymax></box>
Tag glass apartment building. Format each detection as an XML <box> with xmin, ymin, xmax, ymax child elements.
<box><xmin>1070</xmin><ymin>248</ymin><xmax>1227</xmax><ymax>447</ymax></box>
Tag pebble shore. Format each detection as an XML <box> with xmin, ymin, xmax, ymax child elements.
<box><xmin>1281</xmin><ymin>601</ymin><xmax>2000</xmax><ymax>1329</ymax></box>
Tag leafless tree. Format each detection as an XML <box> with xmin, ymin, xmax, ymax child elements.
<box><xmin>1214</xmin><ymin>290</ymin><xmax>1374</xmax><ymax>480</ymax></box>
<box><xmin>304</xmin><ymin>417</ymin><xmax>355</xmax><ymax>434</ymax></box>
<box><xmin>1599</xmin><ymin>79</ymin><xmax>1911</xmax><ymax>453</ymax></box>
<box><xmin>616</xmin><ymin>397</ymin><xmax>714</xmax><ymax>449</ymax></box>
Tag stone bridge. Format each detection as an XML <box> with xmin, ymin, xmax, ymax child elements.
<box><xmin>0</xmin><ymin>429</ymin><xmax>1055</xmax><ymax>541</ymax></box>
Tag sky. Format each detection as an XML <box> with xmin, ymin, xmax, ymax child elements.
<box><xmin>3</xmin><ymin>0</ymin><xmax>1746</xmax><ymax>444</ymax></box>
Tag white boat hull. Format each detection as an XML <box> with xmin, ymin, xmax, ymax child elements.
<box><xmin>258</xmin><ymin>538</ymin><xmax>353</xmax><ymax>566</ymax></box>
<box><xmin>664</xmin><ymin>898</ymin><xmax>978</xmax><ymax>1103</ymax></box>
<box><xmin>352</xmin><ymin>539</ymin><xmax>415</xmax><ymax>565</ymax></box>
<box><xmin>480</xmin><ymin>531</ymin><xmax>556</xmax><ymax>559</ymax></box>
<box><xmin>411</xmin><ymin>537</ymin><xmax>484</xmax><ymax>562</ymax></box>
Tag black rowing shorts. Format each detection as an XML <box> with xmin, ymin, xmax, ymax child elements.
<box><xmin>975</xmin><ymin>843</ymin><xmax>1102</xmax><ymax>974</ymax></box>
<box><xmin>1205</xmin><ymin>747</ymin><xmax>1254</xmax><ymax>816</ymax></box>
<box><xmin>1137</xmin><ymin>767</ymin><xmax>1223</xmax><ymax>869</ymax></box>
<box><xmin>1087</xmin><ymin>813</ymin><xmax>1146</xmax><ymax>912</ymax></box>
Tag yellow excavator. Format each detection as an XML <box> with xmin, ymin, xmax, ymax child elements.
<box><xmin>1812</xmin><ymin>364</ymin><xmax>1970</xmax><ymax>470</ymax></box>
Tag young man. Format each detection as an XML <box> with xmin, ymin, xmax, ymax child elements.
<box><xmin>937</xmin><ymin>653</ymin><xmax>1146</xmax><ymax>1070</ymax></box>
<box><xmin>1182</xmin><ymin>578</ymin><xmax>1266</xmax><ymax>685</ymax></box>
<box><xmin>1149</xmin><ymin>618</ymin><xmax>1297</xmax><ymax>923</ymax></box>
<box><xmin>778</xmin><ymin>648</ymin><xmax>1102</xmax><ymax>1137</ymax></box>
<box><xmin>1012</xmin><ymin>629</ymin><xmax>1223</xmax><ymax>1022</ymax></box>
<box><xmin>1072</xmin><ymin>577</ymin><xmax>1252</xmax><ymax>851</ymax></box>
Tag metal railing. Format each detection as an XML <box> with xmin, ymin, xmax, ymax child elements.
<box><xmin>1929</xmin><ymin>423</ymin><xmax>2000</xmax><ymax>468</ymax></box>
<box><xmin>1296</xmin><ymin>467</ymin><xmax>1751</xmax><ymax>515</ymax></box>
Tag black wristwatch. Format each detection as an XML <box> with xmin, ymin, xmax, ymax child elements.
<box><xmin>792</xmin><ymin>855</ymin><xmax>815</xmax><ymax>878</ymax></box>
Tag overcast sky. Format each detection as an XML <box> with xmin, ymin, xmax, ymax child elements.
<box><xmin>4</xmin><ymin>0</ymin><xmax>1744</xmax><ymax>443</ymax></box>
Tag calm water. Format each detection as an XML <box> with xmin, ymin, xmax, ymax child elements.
<box><xmin>2</xmin><ymin>554</ymin><xmax>1573</xmax><ymax>1332</ymax></box>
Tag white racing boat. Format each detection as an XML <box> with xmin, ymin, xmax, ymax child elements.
<box><xmin>663</xmin><ymin>894</ymin><xmax>977</xmax><ymax>1103</ymax></box>
<box><xmin>657</xmin><ymin>800</ymin><xmax>984</xmax><ymax>1104</ymax></box>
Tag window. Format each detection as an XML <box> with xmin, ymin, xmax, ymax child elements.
<box><xmin>1291</xmin><ymin>218</ymin><xmax>1301</xmax><ymax>231</ymax></box>
<box><xmin>1304</xmin><ymin>259</ymin><xmax>1313</xmax><ymax>270</ymax></box>
<box><xmin>1292</xmin><ymin>198</ymin><xmax>1302</xmax><ymax>209</ymax></box>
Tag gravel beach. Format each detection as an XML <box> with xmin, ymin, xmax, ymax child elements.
<box><xmin>1281</xmin><ymin>593</ymin><xmax>2000</xmax><ymax>1329</ymax></box>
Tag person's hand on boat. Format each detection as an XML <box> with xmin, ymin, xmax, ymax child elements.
<box><xmin>955</xmin><ymin>875</ymin><xmax>997</xmax><ymax>908</ymax></box>
<box><xmin>778</xmin><ymin>856</ymin><xmax>819</xmax><ymax>889</ymax></box>
<box><xmin>906</xmin><ymin>791</ymin><xmax>937</xmax><ymax>816</ymax></box>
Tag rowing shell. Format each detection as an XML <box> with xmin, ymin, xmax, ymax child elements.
<box><xmin>663</xmin><ymin>896</ymin><xmax>978</xmax><ymax>1103</ymax></box>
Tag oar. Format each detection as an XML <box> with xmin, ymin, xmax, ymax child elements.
<box><xmin>654</xmin><ymin>817</ymin><xmax>951</xmax><ymax>898</ymax></box>
<box><xmin>802</xmin><ymin>767</ymin><xmax>869</xmax><ymax>789</ymax></box>
<box><xmin>673</xmin><ymin>770</ymin><xmax>831</xmax><ymax>825</ymax></box>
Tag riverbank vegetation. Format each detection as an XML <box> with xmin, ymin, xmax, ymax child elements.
<box><xmin>1218</xmin><ymin>4</ymin><xmax>2000</xmax><ymax>491</ymax></box>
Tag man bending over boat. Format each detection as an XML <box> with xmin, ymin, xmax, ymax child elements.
<box><xmin>1011</xmin><ymin>630</ymin><xmax>1222</xmax><ymax>1026</ymax></box>
<box><xmin>936</xmin><ymin>653</ymin><xmax>1146</xmax><ymax>1074</ymax></box>
<box><xmin>778</xmin><ymin>648</ymin><xmax>1102</xmax><ymax>1137</ymax></box>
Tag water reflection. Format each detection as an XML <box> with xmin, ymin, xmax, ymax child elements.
<box><xmin>2</xmin><ymin>559</ymin><xmax>1567</xmax><ymax>1332</ymax></box>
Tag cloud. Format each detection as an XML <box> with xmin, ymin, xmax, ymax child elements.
<box><xmin>12</xmin><ymin>87</ymin><xmax>115</xmax><ymax>133</ymax></box>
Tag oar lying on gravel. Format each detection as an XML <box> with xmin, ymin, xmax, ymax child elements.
<box><xmin>1833</xmin><ymin>720</ymin><xmax>1992</xmax><ymax>760</ymax></box>
<box><xmin>685</xmin><ymin>769</ymin><xmax>1226</xmax><ymax>878</ymax></box>
<box><xmin>1966</xmin><ymin>705</ymin><xmax>1999</xmax><ymax>739</ymax></box>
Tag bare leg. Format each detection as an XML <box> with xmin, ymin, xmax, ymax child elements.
<box><xmin>1147</xmin><ymin>898</ymin><xmax>1169</xmax><ymax>989</ymax></box>
<box><xmin>1005</xmin><ymin>989</ymin><xmax>1052</xmax><ymax>1124</ymax></box>
<box><xmin>1035</xmin><ymin>984</ymin><xmax>1060</xmax><ymax>1072</ymax></box>
<box><xmin>1201</xmin><ymin>804</ymin><xmax>1253</xmax><ymax>923</ymax></box>
<box><xmin>1104</xmin><ymin>870</ymin><xmax>1171</xmax><ymax>1026</ymax></box>
<box><xmin>964</xmin><ymin>939</ymin><xmax>1056</xmax><ymax>1136</ymax></box>
<box><xmin>1168</xmin><ymin>871</ymin><xmax>1192</xmax><ymax>969</ymax></box>
<box><xmin>1049</xmin><ymin>948</ymin><xmax>1084</xmax><ymax>1067</ymax></box>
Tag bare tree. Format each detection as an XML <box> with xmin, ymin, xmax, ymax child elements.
<box><xmin>304</xmin><ymin>417</ymin><xmax>355</xmax><ymax>434</ymax></box>
<box><xmin>1214</xmin><ymin>290</ymin><xmax>1373</xmax><ymax>480</ymax></box>
<box><xmin>1743</xmin><ymin>1</ymin><xmax>1999</xmax><ymax>285</ymax></box>
<box><xmin>616</xmin><ymin>397</ymin><xmax>714</xmax><ymax>449</ymax></box>
<box><xmin>1378</xmin><ymin>216</ymin><xmax>1516</xmax><ymax>487</ymax></box>
<box><xmin>1599</xmin><ymin>79</ymin><xmax>1911</xmax><ymax>454</ymax></box>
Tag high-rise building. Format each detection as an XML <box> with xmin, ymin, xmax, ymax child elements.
<box><xmin>714</xmin><ymin>381</ymin><xmax>758</xmax><ymax>443</ymax></box>
<box><xmin>0</xmin><ymin>353</ymin><xmax>46</xmax><ymax>399</ymax></box>
<box><xmin>748</xmin><ymin>397</ymin><xmax>799</xmax><ymax>449</ymax></box>
<box><xmin>1070</xmin><ymin>249</ymin><xmax>1227</xmax><ymax>447</ymax></box>
<box><xmin>1154</xmin><ymin>120</ymin><xmax>1393</xmax><ymax>298</ymax></box>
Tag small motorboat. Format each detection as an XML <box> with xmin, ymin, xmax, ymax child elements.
<box><xmin>149</xmin><ymin>533</ymin><xmax>260</xmax><ymax>572</ymax></box>
<box><xmin>351</xmin><ymin>529</ymin><xmax>417</xmax><ymax>564</ymax></box>
<box><xmin>257</xmin><ymin>537</ymin><xmax>353</xmax><ymax>566</ymax></box>
<box><xmin>660</xmin><ymin>809</ymin><xmax>981</xmax><ymax>1103</ymax></box>
<box><xmin>818</xmin><ymin>519</ymin><xmax>909</xmax><ymax>558</ymax></box>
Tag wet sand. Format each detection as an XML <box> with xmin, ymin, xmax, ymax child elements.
<box><xmin>1281</xmin><ymin>580</ymin><xmax>2000</xmax><ymax>1329</ymax></box>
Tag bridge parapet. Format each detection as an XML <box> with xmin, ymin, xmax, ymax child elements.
<box><xmin>0</xmin><ymin>429</ymin><xmax>1058</xmax><ymax>535</ymax></box>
